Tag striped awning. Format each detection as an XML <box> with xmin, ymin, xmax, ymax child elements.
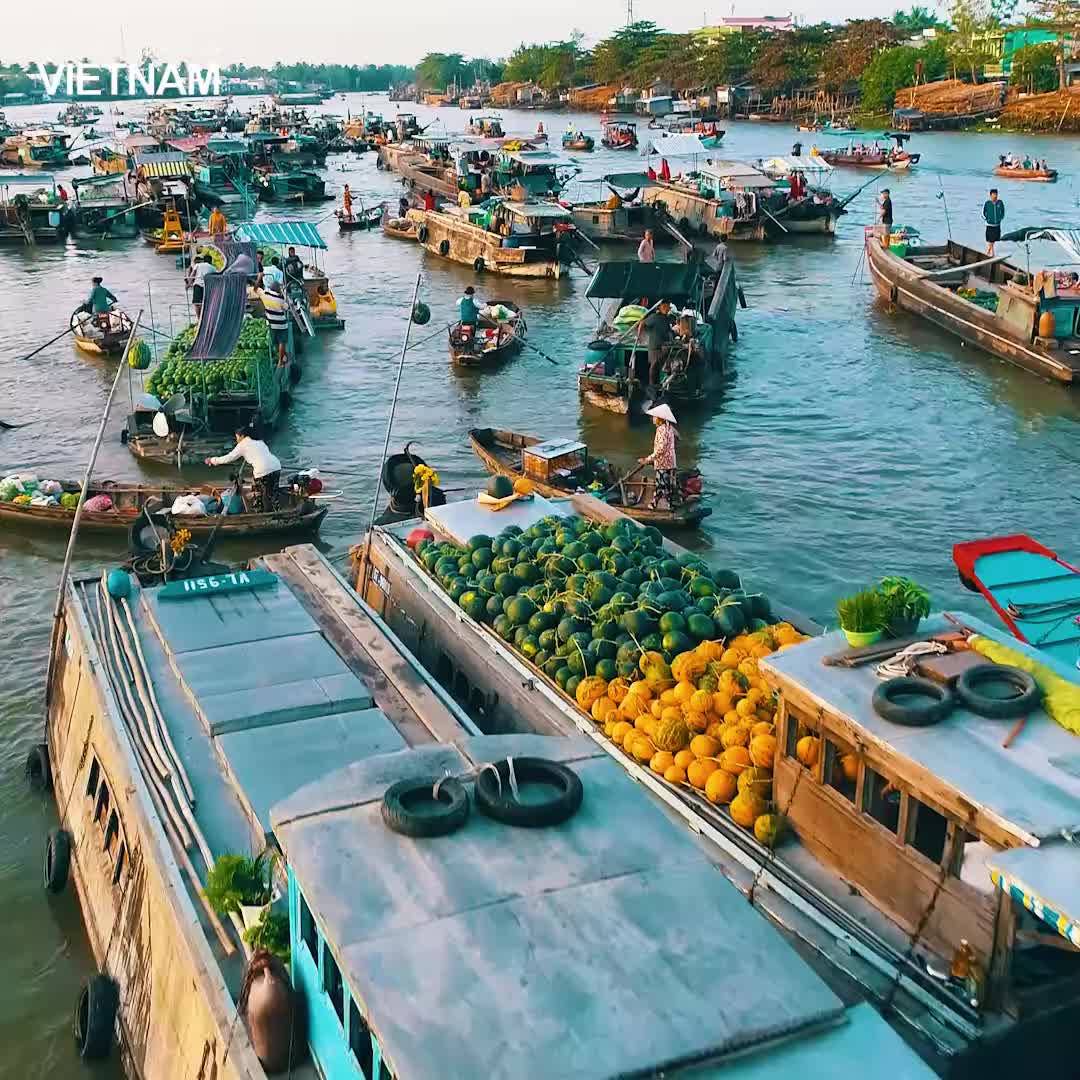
<box><xmin>236</xmin><ymin>220</ymin><xmax>326</xmax><ymax>250</ymax></box>
<box><xmin>133</xmin><ymin>151</ymin><xmax>191</xmax><ymax>178</ymax></box>
<box><xmin>989</xmin><ymin>843</ymin><xmax>1080</xmax><ymax>949</ymax></box>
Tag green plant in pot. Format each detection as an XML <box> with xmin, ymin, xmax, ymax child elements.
<box><xmin>204</xmin><ymin>852</ymin><xmax>273</xmax><ymax>923</ymax></box>
<box><xmin>836</xmin><ymin>588</ymin><xmax>886</xmax><ymax>647</ymax></box>
<box><xmin>243</xmin><ymin>908</ymin><xmax>291</xmax><ymax>965</ymax></box>
<box><xmin>877</xmin><ymin>576</ymin><xmax>931</xmax><ymax>638</ymax></box>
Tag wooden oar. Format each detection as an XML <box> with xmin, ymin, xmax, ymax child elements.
<box><xmin>604</xmin><ymin>460</ymin><xmax>647</xmax><ymax>495</ymax></box>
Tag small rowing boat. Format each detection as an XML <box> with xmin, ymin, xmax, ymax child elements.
<box><xmin>70</xmin><ymin>308</ymin><xmax>135</xmax><ymax>356</ymax></box>
<box><xmin>382</xmin><ymin>212</ymin><xmax>416</xmax><ymax>240</ymax></box>
<box><xmin>0</xmin><ymin>477</ymin><xmax>328</xmax><ymax>538</ymax></box>
<box><xmin>993</xmin><ymin>164</ymin><xmax>1058</xmax><ymax>182</ymax></box>
<box><xmin>448</xmin><ymin>301</ymin><xmax>526</xmax><ymax>367</ymax></box>
<box><xmin>953</xmin><ymin>533</ymin><xmax>1080</xmax><ymax>670</ymax></box>
<box><xmin>469</xmin><ymin>427</ymin><xmax>712</xmax><ymax>530</ymax></box>
<box><xmin>336</xmin><ymin>204</ymin><xmax>384</xmax><ymax>231</ymax></box>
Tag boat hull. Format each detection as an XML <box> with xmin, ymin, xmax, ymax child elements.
<box><xmin>865</xmin><ymin>233</ymin><xmax>1079</xmax><ymax>385</ymax></box>
<box><xmin>993</xmin><ymin>167</ymin><xmax>1057</xmax><ymax>182</ymax></box>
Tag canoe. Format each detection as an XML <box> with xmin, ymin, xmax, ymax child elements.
<box><xmin>0</xmin><ymin>477</ymin><xmax>328</xmax><ymax>538</ymax></box>
<box><xmin>953</xmin><ymin>533</ymin><xmax>1080</xmax><ymax>669</ymax></box>
<box><xmin>337</xmin><ymin>205</ymin><xmax>383</xmax><ymax>231</ymax></box>
<box><xmin>561</xmin><ymin>137</ymin><xmax>594</xmax><ymax>151</ymax></box>
<box><xmin>382</xmin><ymin>215</ymin><xmax>416</xmax><ymax>240</ymax></box>
<box><xmin>468</xmin><ymin>427</ymin><xmax>711</xmax><ymax>530</ymax></box>
<box><xmin>993</xmin><ymin>166</ymin><xmax>1057</xmax><ymax>182</ymax></box>
<box><xmin>70</xmin><ymin>308</ymin><xmax>135</xmax><ymax>356</ymax></box>
<box><xmin>816</xmin><ymin>150</ymin><xmax>919</xmax><ymax>170</ymax></box>
<box><xmin>448</xmin><ymin>301</ymin><xmax>526</xmax><ymax>367</ymax></box>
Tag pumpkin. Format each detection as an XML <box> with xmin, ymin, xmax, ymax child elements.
<box><xmin>576</xmin><ymin>676</ymin><xmax>609</xmax><ymax>711</ymax></box>
<box><xmin>796</xmin><ymin>735</ymin><xmax>820</xmax><ymax>768</ymax></box>
<box><xmin>754</xmin><ymin>813</ymin><xmax>783</xmax><ymax>848</ymax></box>
<box><xmin>704</xmin><ymin>768</ymin><xmax>738</xmax><ymax>805</ymax></box>
<box><xmin>750</xmin><ymin>733</ymin><xmax>777</xmax><ymax>769</ymax></box>
<box><xmin>690</xmin><ymin>734</ymin><xmax>720</xmax><ymax>759</ymax></box>
<box><xmin>653</xmin><ymin>715</ymin><xmax>691</xmax><ymax>753</ymax></box>
<box><xmin>730</xmin><ymin>790</ymin><xmax>766</xmax><ymax>828</ymax></box>
<box><xmin>720</xmin><ymin>746</ymin><xmax>752</xmax><ymax>775</ymax></box>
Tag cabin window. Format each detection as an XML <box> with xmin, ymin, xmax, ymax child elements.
<box><xmin>113</xmin><ymin>843</ymin><xmax>126</xmax><ymax>886</ymax></box>
<box><xmin>592</xmin><ymin>215</ymin><xmax>600</xmax><ymax>225</ymax></box>
<box><xmin>95</xmin><ymin>782</ymin><xmax>111</xmax><ymax>829</ymax></box>
<box><xmin>349</xmin><ymin>996</ymin><xmax>374</xmax><ymax>1075</ymax></box>
<box><xmin>862</xmin><ymin>767</ymin><xmax>901</xmax><ymax>835</ymax></box>
<box><xmin>105</xmin><ymin>810</ymin><xmax>120</xmax><ymax>854</ymax></box>
<box><xmin>905</xmin><ymin>796</ymin><xmax>949</xmax><ymax>865</ymax></box>
<box><xmin>322</xmin><ymin>945</ymin><xmax>345</xmax><ymax>1026</ymax></box>
<box><xmin>299</xmin><ymin>891</ymin><xmax>318</xmax><ymax>961</ymax></box>
<box><xmin>948</xmin><ymin>830</ymin><xmax>985</xmax><ymax>878</ymax></box>
<box><xmin>822</xmin><ymin>736</ymin><xmax>857</xmax><ymax>804</ymax></box>
<box><xmin>86</xmin><ymin>757</ymin><xmax>100</xmax><ymax>798</ymax></box>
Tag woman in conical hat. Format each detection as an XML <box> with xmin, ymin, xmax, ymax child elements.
<box><xmin>640</xmin><ymin>403</ymin><xmax>678</xmax><ymax>509</ymax></box>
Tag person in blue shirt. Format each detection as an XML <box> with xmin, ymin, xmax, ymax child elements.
<box><xmin>458</xmin><ymin>286</ymin><xmax>480</xmax><ymax>328</ymax></box>
<box><xmin>983</xmin><ymin>189</ymin><xmax>1005</xmax><ymax>256</ymax></box>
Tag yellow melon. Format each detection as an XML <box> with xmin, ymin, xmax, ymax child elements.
<box><xmin>674</xmin><ymin>749</ymin><xmax>696</xmax><ymax>771</ymax></box>
<box><xmin>612</xmin><ymin>720</ymin><xmax>634</xmax><ymax>746</ymax></box>
<box><xmin>750</xmin><ymin>733</ymin><xmax>777</xmax><ymax>769</ymax></box>
<box><xmin>704</xmin><ymin>768</ymin><xmax>738</xmax><ymax>805</ymax></box>
<box><xmin>685</xmin><ymin>710</ymin><xmax>709</xmax><ymax>734</ymax></box>
<box><xmin>712</xmin><ymin>692</ymin><xmax>734</xmax><ymax>716</ymax></box>
<box><xmin>756</xmin><ymin>707</ymin><xmax>775</xmax><ymax>724</ymax></box>
<box><xmin>592</xmin><ymin>697</ymin><xmax>617</xmax><ymax>724</ymax></box>
<box><xmin>650</xmin><ymin>750</ymin><xmax>675</xmax><ymax>775</ymax></box>
<box><xmin>754</xmin><ymin>813</ymin><xmax>783</xmax><ymax>848</ymax></box>
<box><xmin>723</xmin><ymin>709</ymin><xmax>740</xmax><ymax>726</ymax></box>
<box><xmin>664</xmin><ymin>764</ymin><xmax>688</xmax><ymax>785</ymax></box>
<box><xmin>631</xmin><ymin>735</ymin><xmax>655</xmax><ymax>763</ymax></box>
<box><xmin>672</xmin><ymin>680</ymin><xmax>696</xmax><ymax>705</ymax></box>
<box><xmin>705</xmin><ymin>721</ymin><xmax>727</xmax><ymax>740</ymax></box>
<box><xmin>751</xmin><ymin>720</ymin><xmax>774</xmax><ymax>738</ymax></box>
<box><xmin>619</xmin><ymin>693</ymin><xmax>649</xmax><ymax>721</ymax></box>
<box><xmin>603</xmin><ymin>717</ymin><xmax>619</xmax><ymax>739</ymax></box>
<box><xmin>608</xmin><ymin>678</ymin><xmax>632</xmax><ymax>704</ymax></box>
<box><xmin>738</xmin><ymin>658</ymin><xmax>759</xmax><ymax>678</ymax></box>
<box><xmin>721</xmin><ymin>725</ymin><xmax>750</xmax><ymax>750</ymax></box>
<box><xmin>721</xmin><ymin>648</ymin><xmax>743</xmax><ymax>667</ymax></box>
<box><xmin>840</xmin><ymin>753</ymin><xmax>859</xmax><ymax>783</ymax></box>
<box><xmin>650</xmin><ymin>699</ymin><xmax>665</xmax><ymax>719</ymax></box>
<box><xmin>697</xmin><ymin>640</ymin><xmax>725</xmax><ymax>662</ymax></box>
<box><xmin>720</xmin><ymin>746</ymin><xmax>752</xmax><ymax>775</ymax></box>
<box><xmin>627</xmin><ymin>679</ymin><xmax>653</xmax><ymax>701</ymax></box>
<box><xmin>576</xmin><ymin>675</ymin><xmax>609</xmax><ymax>711</ymax></box>
<box><xmin>735</xmin><ymin>698</ymin><xmax>756</xmax><ymax>720</ymax></box>
<box><xmin>690</xmin><ymin>734</ymin><xmax>720</xmax><ymax>759</ymax></box>
<box><xmin>730</xmin><ymin>790</ymin><xmax>766</xmax><ymax>828</ymax></box>
<box><xmin>687</xmin><ymin>758</ymin><xmax>720</xmax><ymax>790</ymax></box>
<box><xmin>688</xmin><ymin>689</ymin><xmax>712</xmax><ymax>714</ymax></box>
<box><xmin>659</xmin><ymin>686</ymin><xmax>678</xmax><ymax>707</ymax></box>
<box><xmin>653</xmin><ymin>715</ymin><xmax>691</xmax><ymax>753</ymax></box>
<box><xmin>796</xmin><ymin>735</ymin><xmax>820</xmax><ymax>768</ymax></box>
<box><xmin>737</xmin><ymin>766</ymin><xmax>773</xmax><ymax>798</ymax></box>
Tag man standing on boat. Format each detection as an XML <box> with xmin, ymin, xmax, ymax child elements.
<box><xmin>187</xmin><ymin>255</ymin><xmax>217</xmax><ymax>321</ymax></box>
<box><xmin>208</xmin><ymin>205</ymin><xmax>227</xmax><ymax>238</ymax></box>
<box><xmin>878</xmin><ymin>188</ymin><xmax>893</xmax><ymax>229</ymax></box>
<box><xmin>637</xmin><ymin>300</ymin><xmax>673</xmax><ymax>390</ymax></box>
<box><xmin>983</xmin><ymin>189</ymin><xmax>1005</xmax><ymax>256</ymax></box>
<box><xmin>205</xmin><ymin>426</ymin><xmax>282</xmax><ymax>513</ymax></box>
<box><xmin>343</xmin><ymin>184</ymin><xmax>354</xmax><ymax>222</ymax></box>
<box><xmin>639</xmin><ymin>403</ymin><xmax>679</xmax><ymax>509</ymax></box>
<box><xmin>284</xmin><ymin>247</ymin><xmax>304</xmax><ymax>290</ymax></box>
<box><xmin>81</xmin><ymin>276</ymin><xmax>117</xmax><ymax>329</ymax></box>
<box><xmin>637</xmin><ymin>228</ymin><xmax>655</xmax><ymax>263</ymax></box>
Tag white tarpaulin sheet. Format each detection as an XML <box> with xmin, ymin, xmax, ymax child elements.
<box><xmin>1049</xmin><ymin>229</ymin><xmax>1080</xmax><ymax>264</ymax></box>
<box><xmin>643</xmin><ymin>132</ymin><xmax>713</xmax><ymax>158</ymax></box>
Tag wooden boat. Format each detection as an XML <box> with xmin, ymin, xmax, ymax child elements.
<box><xmin>406</xmin><ymin>203</ymin><xmax>576</xmax><ymax>279</ymax></box>
<box><xmin>815</xmin><ymin>133</ymin><xmax>919</xmax><ymax>170</ymax></box>
<box><xmin>0</xmin><ymin>176</ymin><xmax>71</xmax><ymax>244</ymax></box>
<box><xmin>561</xmin><ymin>133</ymin><xmax>595</xmax><ymax>151</ymax></box>
<box><xmin>448</xmin><ymin>302</ymin><xmax>526</xmax><ymax>367</ymax></box>
<box><xmin>355</xmin><ymin>501</ymin><xmax>1080</xmax><ymax>1074</ymax></box>
<box><xmin>577</xmin><ymin>255</ymin><xmax>740</xmax><ymax>415</ymax></box>
<box><xmin>382</xmin><ymin>213</ymin><xmax>417</xmax><ymax>240</ymax></box>
<box><xmin>601</xmin><ymin>120</ymin><xmax>638</xmax><ymax>151</ymax></box>
<box><xmin>864</xmin><ymin>231</ymin><xmax>1080</xmax><ymax>385</ymax></box>
<box><xmin>142</xmin><ymin>207</ymin><xmax>186</xmax><ymax>252</ymax></box>
<box><xmin>469</xmin><ymin>427</ymin><xmax>711</xmax><ymax>528</ymax></box>
<box><xmin>953</xmin><ymin>533</ymin><xmax>1080</xmax><ymax>670</ymax></box>
<box><xmin>336</xmin><ymin>204</ymin><xmax>383</xmax><ymax>231</ymax></box>
<box><xmin>70</xmin><ymin>174</ymin><xmax>139</xmax><ymax>238</ymax></box>
<box><xmin>0</xmin><ymin>128</ymin><xmax>71</xmax><ymax>169</ymax></box>
<box><xmin>70</xmin><ymin>309</ymin><xmax>135</xmax><ymax>356</ymax></box>
<box><xmin>994</xmin><ymin>164</ymin><xmax>1058</xmax><ymax>182</ymax></box>
<box><xmin>0</xmin><ymin>478</ymin><xmax>327</xmax><ymax>538</ymax></box>
<box><xmin>465</xmin><ymin>115</ymin><xmax>504</xmax><ymax>138</ymax></box>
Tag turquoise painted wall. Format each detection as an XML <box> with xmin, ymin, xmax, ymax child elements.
<box><xmin>288</xmin><ymin>867</ymin><xmax>388</xmax><ymax>1080</ymax></box>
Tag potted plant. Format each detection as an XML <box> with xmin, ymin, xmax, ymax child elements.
<box><xmin>877</xmin><ymin>576</ymin><xmax>931</xmax><ymax>638</ymax></box>
<box><xmin>204</xmin><ymin>851</ymin><xmax>274</xmax><ymax>928</ymax></box>
<box><xmin>242</xmin><ymin>908</ymin><xmax>291</xmax><ymax>965</ymax></box>
<box><xmin>836</xmin><ymin>588</ymin><xmax>886</xmax><ymax>647</ymax></box>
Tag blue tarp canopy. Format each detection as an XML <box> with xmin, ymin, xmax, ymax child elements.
<box><xmin>586</xmin><ymin>260</ymin><xmax>701</xmax><ymax>301</ymax></box>
<box><xmin>237</xmin><ymin>220</ymin><xmax>327</xmax><ymax>250</ymax></box>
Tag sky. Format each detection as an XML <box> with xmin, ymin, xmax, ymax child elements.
<box><xmin>4</xmin><ymin>1</ymin><xmax>904</xmax><ymax>68</ymax></box>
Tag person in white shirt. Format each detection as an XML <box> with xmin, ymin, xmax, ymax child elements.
<box><xmin>205</xmin><ymin>427</ymin><xmax>282</xmax><ymax>512</ymax></box>
<box><xmin>262</xmin><ymin>256</ymin><xmax>285</xmax><ymax>292</ymax></box>
<box><xmin>637</xmin><ymin>229</ymin><xmax>655</xmax><ymax>263</ymax></box>
<box><xmin>187</xmin><ymin>255</ymin><xmax>217</xmax><ymax>320</ymax></box>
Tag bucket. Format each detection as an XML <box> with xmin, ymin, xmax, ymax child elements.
<box><xmin>842</xmin><ymin>628</ymin><xmax>884</xmax><ymax>648</ymax></box>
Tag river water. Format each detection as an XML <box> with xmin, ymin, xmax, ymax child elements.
<box><xmin>1</xmin><ymin>93</ymin><xmax>1077</xmax><ymax>1075</ymax></box>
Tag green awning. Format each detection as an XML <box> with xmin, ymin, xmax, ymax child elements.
<box><xmin>586</xmin><ymin>261</ymin><xmax>700</xmax><ymax>301</ymax></box>
<box><xmin>236</xmin><ymin>220</ymin><xmax>327</xmax><ymax>250</ymax></box>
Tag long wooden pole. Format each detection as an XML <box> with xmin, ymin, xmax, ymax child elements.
<box><xmin>46</xmin><ymin>311</ymin><xmax>143</xmax><ymax>707</ymax></box>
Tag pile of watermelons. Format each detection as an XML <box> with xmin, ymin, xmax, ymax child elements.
<box><xmin>414</xmin><ymin>512</ymin><xmax>772</xmax><ymax>702</ymax></box>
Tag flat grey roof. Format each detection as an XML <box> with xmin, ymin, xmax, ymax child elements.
<box><xmin>761</xmin><ymin>612</ymin><xmax>1080</xmax><ymax>844</ymax></box>
<box><xmin>988</xmin><ymin>841</ymin><xmax>1080</xmax><ymax>938</ymax></box>
<box><xmin>273</xmin><ymin>733</ymin><xmax>845</xmax><ymax>1079</ymax></box>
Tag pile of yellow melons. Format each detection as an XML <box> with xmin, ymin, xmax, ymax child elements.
<box><xmin>577</xmin><ymin>623</ymin><xmax>809</xmax><ymax>846</ymax></box>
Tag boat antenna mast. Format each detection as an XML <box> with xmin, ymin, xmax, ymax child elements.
<box><xmin>626</xmin><ymin>0</ymin><xmax>634</xmax><ymax>25</ymax></box>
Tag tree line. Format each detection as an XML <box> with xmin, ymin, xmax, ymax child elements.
<box><xmin>416</xmin><ymin>2</ymin><xmax>1080</xmax><ymax>113</ymax></box>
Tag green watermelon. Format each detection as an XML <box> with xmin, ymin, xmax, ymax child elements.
<box><xmin>686</xmin><ymin>612</ymin><xmax>716</xmax><ymax>642</ymax></box>
<box><xmin>566</xmin><ymin>674</ymin><xmax>582</xmax><ymax>699</ymax></box>
<box><xmin>595</xmin><ymin>658</ymin><xmax>617</xmax><ymax>681</ymax></box>
<box><xmin>487</xmin><ymin>475</ymin><xmax>514</xmax><ymax>499</ymax></box>
<box><xmin>471</xmin><ymin>547</ymin><xmax>493</xmax><ymax>570</ymax></box>
<box><xmin>658</xmin><ymin>611</ymin><xmax>687</xmax><ymax>635</ymax></box>
<box><xmin>494</xmin><ymin>573</ymin><xmax>518</xmax><ymax>597</ymax></box>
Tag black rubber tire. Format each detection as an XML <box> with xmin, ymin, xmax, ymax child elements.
<box><xmin>417</xmin><ymin>225</ymin><xmax>429</xmax><ymax>243</ymax></box>
<box><xmin>74</xmin><ymin>974</ymin><xmax>119</xmax><ymax>1060</ymax></box>
<box><xmin>26</xmin><ymin>743</ymin><xmax>51</xmax><ymax>792</ymax></box>
<box><xmin>474</xmin><ymin>757</ymin><xmax>583</xmax><ymax>828</ymax></box>
<box><xmin>956</xmin><ymin>664</ymin><xmax>1041</xmax><ymax>719</ymax></box>
<box><xmin>44</xmin><ymin>828</ymin><xmax>71</xmax><ymax>894</ymax></box>
<box><xmin>473</xmin><ymin>257</ymin><xmax>485</xmax><ymax>273</ymax></box>
<box><xmin>873</xmin><ymin>677</ymin><xmax>954</xmax><ymax>727</ymax></box>
<box><xmin>438</xmin><ymin>239</ymin><xmax>450</xmax><ymax>256</ymax></box>
<box><xmin>381</xmin><ymin>777</ymin><xmax>469</xmax><ymax>838</ymax></box>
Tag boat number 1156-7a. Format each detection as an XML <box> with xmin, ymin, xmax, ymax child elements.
<box><xmin>160</xmin><ymin>569</ymin><xmax>278</xmax><ymax>601</ymax></box>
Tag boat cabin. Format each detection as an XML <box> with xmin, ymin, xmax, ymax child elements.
<box><xmin>466</xmin><ymin>114</ymin><xmax>504</xmax><ymax>138</ymax></box>
<box><xmin>71</xmin><ymin>174</ymin><xmax>138</xmax><ymax>237</ymax></box>
<box><xmin>1</xmin><ymin>127</ymin><xmax>71</xmax><ymax>168</ymax></box>
<box><xmin>760</xmin><ymin>613</ymin><xmax>1080</xmax><ymax>1028</ymax></box>
<box><xmin>570</xmin><ymin>171</ymin><xmax>664</xmax><ymax>242</ymax></box>
<box><xmin>602</xmin><ymin>120</ymin><xmax>638</xmax><ymax>149</ymax></box>
<box><xmin>520</xmin><ymin>436</ymin><xmax>589</xmax><ymax>482</ymax></box>
<box><xmin>410</xmin><ymin>135</ymin><xmax>452</xmax><ymax>164</ymax></box>
<box><xmin>493</xmin><ymin>149</ymin><xmax>574</xmax><ymax>198</ymax></box>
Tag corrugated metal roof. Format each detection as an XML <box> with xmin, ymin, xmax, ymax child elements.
<box><xmin>236</xmin><ymin>220</ymin><xmax>327</xmax><ymax>250</ymax></box>
<box><xmin>134</xmin><ymin>151</ymin><xmax>192</xmax><ymax>178</ymax></box>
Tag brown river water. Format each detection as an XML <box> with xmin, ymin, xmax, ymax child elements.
<box><xmin>0</xmin><ymin>92</ymin><xmax>1077</xmax><ymax>1076</ymax></box>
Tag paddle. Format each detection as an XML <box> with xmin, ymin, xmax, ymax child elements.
<box><xmin>20</xmin><ymin>321</ymin><xmax>79</xmax><ymax>363</ymax></box>
<box><xmin>603</xmin><ymin>460</ymin><xmax>647</xmax><ymax>495</ymax></box>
